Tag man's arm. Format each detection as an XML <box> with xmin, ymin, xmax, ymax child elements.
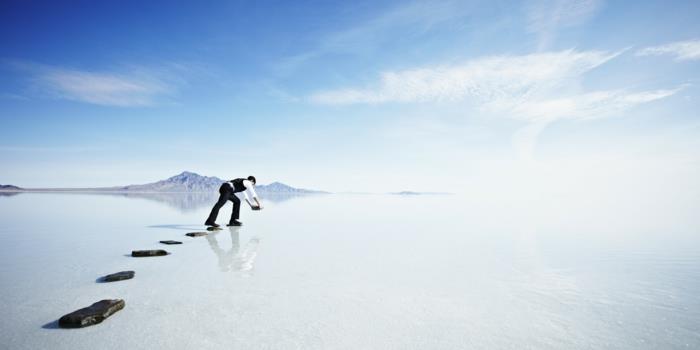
<box><xmin>244</xmin><ymin>181</ymin><xmax>263</xmax><ymax>210</ymax></box>
<box><xmin>244</xmin><ymin>197</ymin><xmax>263</xmax><ymax>210</ymax></box>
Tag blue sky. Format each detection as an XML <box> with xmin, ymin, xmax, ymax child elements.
<box><xmin>1</xmin><ymin>0</ymin><xmax>699</xmax><ymax>193</ymax></box>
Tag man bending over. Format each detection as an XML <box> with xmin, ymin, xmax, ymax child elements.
<box><xmin>205</xmin><ymin>175</ymin><xmax>263</xmax><ymax>227</ymax></box>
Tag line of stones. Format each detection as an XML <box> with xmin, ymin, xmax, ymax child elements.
<box><xmin>56</xmin><ymin>227</ymin><xmax>221</xmax><ymax>328</ymax></box>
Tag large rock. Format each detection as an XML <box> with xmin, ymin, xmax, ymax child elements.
<box><xmin>132</xmin><ymin>250</ymin><xmax>168</xmax><ymax>257</ymax></box>
<box><xmin>58</xmin><ymin>299</ymin><xmax>125</xmax><ymax>328</ymax></box>
<box><xmin>186</xmin><ymin>232</ymin><xmax>207</xmax><ymax>237</ymax></box>
<box><xmin>159</xmin><ymin>240</ymin><xmax>182</xmax><ymax>245</ymax></box>
<box><xmin>102</xmin><ymin>271</ymin><xmax>134</xmax><ymax>282</ymax></box>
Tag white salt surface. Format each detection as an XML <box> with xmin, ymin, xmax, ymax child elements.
<box><xmin>0</xmin><ymin>191</ymin><xmax>699</xmax><ymax>349</ymax></box>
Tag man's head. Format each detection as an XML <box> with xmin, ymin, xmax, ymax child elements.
<box><xmin>247</xmin><ymin>175</ymin><xmax>256</xmax><ymax>185</ymax></box>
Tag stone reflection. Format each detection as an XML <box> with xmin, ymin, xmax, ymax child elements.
<box><xmin>206</xmin><ymin>227</ymin><xmax>260</xmax><ymax>275</ymax></box>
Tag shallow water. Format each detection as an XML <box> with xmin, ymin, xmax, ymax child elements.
<box><xmin>0</xmin><ymin>191</ymin><xmax>698</xmax><ymax>349</ymax></box>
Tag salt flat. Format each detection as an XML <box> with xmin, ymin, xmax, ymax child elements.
<box><xmin>0</xmin><ymin>191</ymin><xmax>698</xmax><ymax>349</ymax></box>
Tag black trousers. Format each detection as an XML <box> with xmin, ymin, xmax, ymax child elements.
<box><xmin>206</xmin><ymin>184</ymin><xmax>241</xmax><ymax>224</ymax></box>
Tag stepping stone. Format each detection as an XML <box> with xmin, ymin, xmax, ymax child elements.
<box><xmin>159</xmin><ymin>240</ymin><xmax>182</xmax><ymax>245</ymax></box>
<box><xmin>101</xmin><ymin>271</ymin><xmax>135</xmax><ymax>282</ymax></box>
<box><xmin>132</xmin><ymin>249</ymin><xmax>168</xmax><ymax>257</ymax></box>
<box><xmin>206</xmin><ymin>227</ymin><xmax>222</xmax><ymax>231</ymax></box>
<box><xmin>186</xmin><ymin>232</ymin><xmax>208</xmax><ymax>237</ymax></box>
<box><xmin>58</xmin><ymin>299</ymin><xmax>125</xmax><ymax>328</ymax></box>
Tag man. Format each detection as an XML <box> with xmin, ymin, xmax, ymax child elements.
<box><xmin>205</xmin><ymin>175</ymin><xmax>263</xmax><ymax>227</ymax></box>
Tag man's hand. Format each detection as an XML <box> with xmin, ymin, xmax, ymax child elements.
<box><xmin>251</xmin><ymin>197</ymin><xmax>264</xmax><ymax>211</ymax></box>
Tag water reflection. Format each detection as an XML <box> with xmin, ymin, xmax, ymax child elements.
<box><xmin>0</xmin><ymin>192</ymin><xmax>21</xmax><ymax>197</ymax></box>
<box><xmin>206</xmin><ymin>227</ymin><xmax>260</xmax><ymax>275</ymax></box>
<box><xmin>1</xmin><ymin>191</ymin><xmax>322</xmax><ymax>211</ymax></box>
<box><xmin>114</xmin><ymin>192</ymin><xmax>217</xmax><ymax>212</ymax></box>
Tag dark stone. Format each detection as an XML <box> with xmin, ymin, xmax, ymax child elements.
<box><xmin>159</xmin><ymin>240</ymin><xmax>182</xmax><ymax>245</ymax></box>
<box><xmin>206</xmin><ymin>226</ymin><xmax>222</xmax><ymax>231</ymax></box>
<box><xmin>131</xmin><ymin>249</ymin><xmax>168</xmax><ymax>257</ymax></box>
<box><xmin>186</xmin><ymin>232</ymin><xmax>208</xmax><ymax>237</ymax></box>
<box><xmin>58</xmin><ymin>299</ymin><xmax>125</xmax><ymax>328</ymax></box>
<box><xmin>102</xmin><ymin>271</ymin><xmax>134</xmax><ymax>282</ymax></box>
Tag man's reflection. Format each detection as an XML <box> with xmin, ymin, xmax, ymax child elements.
<box><xmin>206</xmin><ymin>226</ymin><xmax>260</xmax><ymax>275</ymax></box>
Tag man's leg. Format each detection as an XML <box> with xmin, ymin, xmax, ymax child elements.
<box><xmin>205</xmin><ymin>188</ymin><xmax>230</xmax><ymax>225</ymax></box>
<box><xmin>228</xmin><ymin>194</ymin><xmax>241</xmax><ymax>224</ymax></box>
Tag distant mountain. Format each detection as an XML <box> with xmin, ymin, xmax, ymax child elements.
<box><xmin>256</xmin><ymin>181</ymin><xmax>326</xmax><ymax>194</ymax></box>
<box><xmin>3</xmin><ymin>171</ymin><xmax>325</xmax><ymax>194</ymax></box>
<box><xmin>111</xmin><ymin>171</ymin><xmax>225</xmax><ymax>192</ymax></box>
<box><xmin>100</xmin><ymin>171</ymin><xmax>325</xmax><ymax>194</ymax></box>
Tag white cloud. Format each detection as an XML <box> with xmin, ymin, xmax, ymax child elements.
<box><xmin>310</xmin><ymin>49</ymin><xmax>619</xmax><ymax>105</ymax></box>
<box><xmin>308</xmin><ymin>48</ymin><xmax>682</xmax><ymax>160</ymax></box>
<box><xmin>309</xmin><ymin>49</ymin><xmax>679</xmax><ymax>122</ymax></box>
<box><xmin>508</xmin><ymin>88</ymin><xmax>682</xmax><ymax>122</ymax></box>
<box><xmin>526</xmin><ymin>0</ymin><xmax>603</xmax><ymax>50</ymax></box>
<box><xmin>508</xmin><ymin>88</ymin><xmax>681</xmax><ymax>161</ymax></box>
<box><xmin>275</xmin><ymin>0</ymin><xmax>475</xmax><ymax>74</ymax></box>
<box><xmin>39</xmin><ymin>68</ymin><xmax>171</xmax><ymax>107</ymax></box>
<box><xmin>10</xmin><ymin>62</ymin><xmax>185</xmax><ymax>107</ymax></box>
<box><xmin>636</xmin><ymin>39</ymin><xmax>700</xmax><ymax>61</ymax></box>
<box><xmin>319</xmin><ymin>0</ymin><xmax>472</xmax><ymax>53</ymax></box>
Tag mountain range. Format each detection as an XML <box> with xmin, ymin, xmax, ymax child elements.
<box><xmin>0</xmin><ymin>172</ymin><xmax>326</xmax><ymax>194</ymax></box>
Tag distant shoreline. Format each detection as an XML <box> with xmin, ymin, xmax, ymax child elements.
<box><xmin>0</xmin><ymin>189</ymin><xmax>452</xmax><ymax>195</ymax></box>
<box><xmin>0</xmin><ymin>189</ymin><xmax>213</xmax><ymax>193</ymax></box>
<box><xmin>0</xmin><ymin>189</ymin><xmax>330</xmax><ymax>194</ymax></box>
<box><xmin>0</xmin><ymin>172</ymin><xmax>450</xmax><ymax>195</ymax></box>
<box><xmin>0</xmin><ymin>188</ymin><xmax>454</xmax><ymax>197</ymax></box>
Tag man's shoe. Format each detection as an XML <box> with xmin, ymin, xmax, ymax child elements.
<box><xmin>205</xmin><ymin>221</ymin><xmax>220</xmax><ymax>228</ymax></box>
<box><xmin>227</xmin><ymin>220</ymin><xmax>243</xmax><ymax>227</ymax></box>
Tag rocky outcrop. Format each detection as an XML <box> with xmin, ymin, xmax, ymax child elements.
<box><xmin>131</xmin><ymin>250</ymin><xmax>168</xmax><ymax>257</ymax></box>
<box><xmin>101</xmin><ymin>271</ymin><xmax>134</xmax><ymax>282</ymax></box>
<box><xmin>58</xmin><ymin>299</ymin><xmax>125</xmax><ymax>328</ymax></box>
<box><xmin>186</xmin><ymin>232</ymin><xmax>207</xmax><ymax>237</ymax></box>
<box><xmin>159</xmin><ymin>240</ymin><xmax>182</xmax><ymax>245</ymax></box>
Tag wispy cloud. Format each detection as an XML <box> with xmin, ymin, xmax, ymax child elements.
<box><xmin>509</xmin><ymin>87</ymin><xmax>682</xmax><ymax>160</ymax></box>
<box><xmin>0</xmin><ymin>92</ymin><xmax>29</xmax><ymax>101</ymax></box>
<box><xmin>636</xmin><ymin>39</ymin><xmax>700</xmax><ymax>61</ymax></box>
<box><xmin>275</xmin><ymin>0</ymin><xmax>474</xmax><ymax>74</ymax></box>
<box><xmin>309</xmin><ymin>48</ymin><xmax>681</xmax><ymax>160</ymax></box>
<box><xmin>12</xmin><ymin>62</ymin><xmax>185</xmax><ymax>107</ymax></box>
<box><xmin>309</xmin><ymin>49</ymin><xmax>619</xmax><ymax>106</ymax></box>
<box><xmin>40</xmin><ymin>69</ymin><xmax>170</xmax><ymax>107</ymax></box>
<box><xmin>508</xmin><ymin>88</ymin><xmax>682</xmax><ymax>122</ymax></box>
<box><xmin>308</xmin><ymin>49</ymin><xmax>679</xmax><ymax>123</ymax></box>
<box><xmin>0</xmin><ymin>145</ymin><xmax>105</xmax><ymax>153</ymax></box>
<box><xmin>318</xmin><ymin>0</ymin><xmax>471</xmax><ymax>53</ymax></box>
<box><xmin>526</xmin><ymin>0</ymin><xmax>603</xmax><ymax>50</ymax></box>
